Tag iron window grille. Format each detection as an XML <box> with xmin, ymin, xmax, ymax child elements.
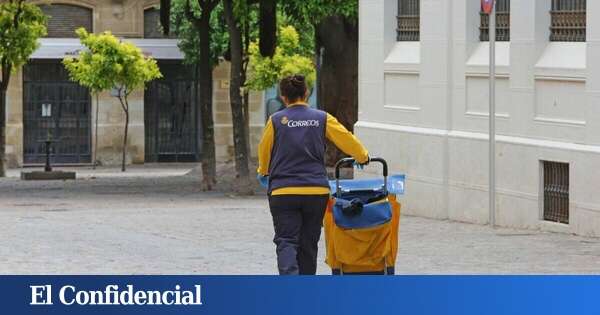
<box><xmin>38</xmin><ymin>4</ymin><xmax>93</xmax><ymax>38</ymax></box>
<box><xmin>550</xmin><ymin>0</ymin><xmax>586</xmax><ymax>42</ymax></box>
<box><xmin>542</xmin><ymin>161</ymin><xmax>570</xmax><ymax>224</ymax></box>
<box><xmin>397</xmin><ymin>0</ymin><xmax>420</xmax><ymax>41</ymax></box>
<box><xmin>479</xmin><ymin>0</ymin><xmax>510</xmax><ymax>41</ymax></box>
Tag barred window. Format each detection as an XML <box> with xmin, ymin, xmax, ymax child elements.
<box><xmin>38</xmin><ymin>4</ymin><xmax>93</xmax><ymax>38</ymax></box>
<box><xmin>397</xmin><ymin>0</ymin><xmax>420</xmax><ymax>41</ymax></box>
<box><xmin>550</xmin><ymin>0</ymin><xmax>586</xmax><ymax>42</ymax></box>
<box><xmin>479</xmin><ymin>0</ymin><xmax>510</xmax><ymax>41</ymax></box>
<box><xmin>542</xmin><ymin>161</ymin><xmax>569</xmax><ymax>224</ymax></box>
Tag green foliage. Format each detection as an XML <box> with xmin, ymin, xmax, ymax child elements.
<box><xmin>232</xmin><ymin>0</ymin><xmax>256</xmax><ymax>31</ymax></box>
<box><xmin>0</xmin><ymin>1</ymin><xmax>47</xmax><ymax>71</ymax></box>
<box><xmin>278</xmin><ymin>12</ymin><xmax>314</xmax><ymax>57</ymax></box>
<box><xmin>246</xmin><ymin>25</ymin><xmax>316</xmax><ymax>91</ymax></box>
<box><xmin>279</xmin><ymin>0</ymin><xmax>358</xmax><ymax>25</ymax></box>
<box><xmin>115</xmin><ymin>41</ymin><xmax>162</xmax><ymax>95</ymax></box>
<box><xmin>64</xmin><ymin>28</ymin><xmax>162</xmax><ymax>97</ymax></box>
<box><xmin>170</xmin><ymin>0</ymin><xmax>228</xmax><ymax>67</ymax></box>
<box><xmin>63</xmin><ymin>29</ymin><xmax>120</xmax><ymax>94</ymax></box>
<box><xmin>234</xmin><ymin>0</ymin><xmax>259</xmax><ymax>48</ymax></box>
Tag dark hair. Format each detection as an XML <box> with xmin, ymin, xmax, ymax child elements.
<box><xmin>279</xmin><ymin>75</ymin><xmax>308</xmax><ymax>102</ymax></box>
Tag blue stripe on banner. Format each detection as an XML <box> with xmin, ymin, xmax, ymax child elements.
<box><xmin>0</xmin><ymin>276</ymin><xmax>598</xmax><ymax>315</ymax></box>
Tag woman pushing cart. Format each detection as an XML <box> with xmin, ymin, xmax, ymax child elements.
<box><xmin>256</xmin><ymin>74</ymin><xmax>371</xmax><ymax>275</ymax></box>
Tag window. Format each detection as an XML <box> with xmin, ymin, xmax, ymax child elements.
<box><xmin>144</xmin><ymin>8</ymin><xmax>176</xmax><ymax>39</ymax></box>
<box><xmin>397</xmin><ymin>0</ymin><xmax>420</xmax><ymax>41</ymax></box>
<box><xmin>550</xmin><ymin>0</ymin><xmax>586</xmax><ymax>42</ymax></box>
<box><xmin>38</xmin><ymin>4</ymin><xmax>93</xmax><ymax>38</ymax></box>
<box><xmin>542</xmin><ymin>161</ymin><xmax>569</xmax><ymax>224</ymax></box>
<box><xmin>479</xmin><ymin>0</ymin><xmax>510</xmax><ymax>41</ymax></box>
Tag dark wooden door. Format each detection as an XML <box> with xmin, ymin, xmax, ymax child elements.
<box><xmin>145</xmin><ymin>62</ymin><xmax>199</xmax><ymax>162</ymax></box>
<box><xmin>23</xmin><ymin>60</ymin><xmax>91</xmax><ymax>164</ymax></box>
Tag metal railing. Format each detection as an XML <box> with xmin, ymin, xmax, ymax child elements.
<box><xmin>543</xmin><ymin>161</ymin><xmax>570</xmax><ymax>224</ymax></box>
<box><xmin>550</xmin><ymin>0</ymin><xmax>586</xmax><ymax>42</ymax></box>
<box><xmin>480</xmin><ymin>0</ymin><xmax>510</xmax><ymax>41</ymax></box>
<box><xmin>397</xmin><ymin>0</ymin><xmax>420</xmax><ymax>41</ymax></box>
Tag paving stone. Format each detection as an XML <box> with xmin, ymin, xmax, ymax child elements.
<box><xmin>0</xmin><ymin>165</ymin><xmax>599</xmax><ymax>274</ymax></box>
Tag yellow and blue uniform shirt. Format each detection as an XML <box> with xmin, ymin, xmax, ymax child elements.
<box><xmin>257</xmin><ymin>103</ymin><xmax>369</xmax><ymax>196</ymax></box>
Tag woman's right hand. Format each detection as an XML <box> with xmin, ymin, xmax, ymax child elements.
<box><xmin>353</xmin><ymin>156</ymin><xmax>370</xmax><ymax>170</ymax></box>
<box><xmin>257</xmin><ymin>174</ymin><xmax>269</xmax><ymax>187</ymax></box>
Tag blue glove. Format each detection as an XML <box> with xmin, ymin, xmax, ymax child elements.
<box><xmin>353</xmin><ymin>156</ymin><xmax>370</xmax><ymax>170</ymax></box>
<box><xmin>257</xmin><ymin>174</ymin><xmax>269</xmax><ymax>188</ymax></box>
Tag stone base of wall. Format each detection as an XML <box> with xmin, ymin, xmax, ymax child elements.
<box><xmin>356</xmin><ymin>121</ymin><xmax>600</xmax><ymax>238</ymax></box>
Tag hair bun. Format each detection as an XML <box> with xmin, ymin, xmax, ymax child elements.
<box><xmin>280</xmin><ymin>75</ymin><xmax>308</xmax><ymax>102</ymax></box>
<box><xmin>291</xmin><ymin>75</ymin><xmax>305</xmax><ymax>88</ymax></box>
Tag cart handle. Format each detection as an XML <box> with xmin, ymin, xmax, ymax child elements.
<box><xmin>334</xmin><ymin>157</ymin><xmax>388</xmax><ymax>197</ymax></box>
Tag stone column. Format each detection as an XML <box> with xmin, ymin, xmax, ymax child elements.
<box><xmin>5</xmin><ymin>68</ymin><xmax>23</xmax><ymax>167</ymax></box>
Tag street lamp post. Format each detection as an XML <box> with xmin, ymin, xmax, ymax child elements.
<box><xmin>483</xmin><ymin>0</ymin><xmax>496</xmax><ymax>227</ymax></box>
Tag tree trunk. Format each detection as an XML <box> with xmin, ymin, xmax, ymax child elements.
<box><xmin>160</xmin><ymin>0</ymin><xmax>171</xmax><ymax>35</ymax></box>
<box><xmin>121</xmin><ymin>101</ymin><xmax>129</xmax><ymax>172</ymax></box>
<box><xmin>259</xmin><ymin>0</ymin><xmax>277</xmax><ymax>57</ymax></box>
<box><xmin>243</xmin><ymin>18</ymin><xmax>251</xmax><ymax>164</ymax></box>
<box><xmin>93</xmin><ymin>93</ymin><xmax>99</xmax><ymax>169</ymax></box>
<box><xmin>198</xmin><ymin>13</ymin><xmax>217</xmax><ymax>190</ymax></box>
<box><xmin>0</xmin><ymin>89</ymin><xmax>6</xmax><ymax>177</ymax></box>
<box><xmin>315</xmin><ymin>16</ymin><xmax>359</xmax><ymax>167</ymax></box>
<box><xmin>243</xmin><ymin>89</ymin><xmax>250</xmax><ymax>158</ymax></box>
<box><xmin>223</xmin><ymin>0</ymin><xmax>252</xmax><ymax>195</ymax></box>
<box><xmin>0</xmin><ymin>62</ymin><xmax>10</xmax><ymax>177</ymax></box>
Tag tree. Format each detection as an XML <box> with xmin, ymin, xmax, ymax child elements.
<box><xmin>223</xmin><ymin>0</ymin><xmax>269</xmax><ymax>194</ymax></box>
<box><xmin>280</xmin><ymin>0</ymin><xmax>358</xmax><ymax>166</ymax></box>
<box><xmin>0</xmin><ymin>0</ymin><xmax>47</xmax><ymax>177</ymax></box>
<box><xmin>246</xmin><ymin>25</ymin><xmax>316</xmax><ymax>91</ymax></box>
<box><xmin>63</xmin><ymin>30</ymin><xmax>117</xmax><ymax>169</ymax></box>
<box><xmin>65</xmin><ymin>28</ymin><xmax>161</xmax><ymax>172</ymax></box>
<box><xmin>167</xmin><ymin>0</ymin><xmax>224</xmax><ymax>190</ymax></box>
<box><xmin>223</xmin><ymin>0</ymin><xmax>253</xmax><ymax>194</ymax></box>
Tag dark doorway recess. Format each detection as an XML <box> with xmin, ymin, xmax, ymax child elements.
<box><xmin>23</xmin><ymin>60</ymin><xmax>92</xmax><ymax>165</ymax></box>
<box><xmin>145</xmin><ymin>61</ymin><xmax>200</xmax><ymax>163</ymax></box>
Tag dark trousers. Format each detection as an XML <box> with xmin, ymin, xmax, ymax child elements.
<box><xmin>268</xmin><ymin>194</ymin><xmax>329</xmax><ymax>275</ymax></box>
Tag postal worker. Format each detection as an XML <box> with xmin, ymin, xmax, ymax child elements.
<box><xmin>257</xmin><ymin>74</ymin><xmax>370</xmax><ymax>275</ymax></box>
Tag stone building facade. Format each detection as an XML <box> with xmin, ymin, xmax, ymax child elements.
<box><xmin>4</xmin><ymin>0</ymin><xmax>264</xmax><ymax>167</ymax></box>
<box><xmin>358</xmin><ymin>0</ymin><xmax>600</xmax><ymax>236</ymax></box>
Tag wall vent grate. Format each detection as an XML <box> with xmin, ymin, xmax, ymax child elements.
<box><xmin>543</xmin><ymin>161</ymin><xmax>569</xmax><ymax>224</ymax></box>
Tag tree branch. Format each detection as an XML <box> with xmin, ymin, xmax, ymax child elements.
<box><xmin>206</xmin><ymin>0</ymin><xmax>219</xmax><ymax>11</ymax></box>
<box><xmin>13</xmin><ymin>0</ymin><xmax>25</xmax><ymax>29</ymax></box>
<box><xmin>184</xmin><ymin>0</ymin><xmax>201</xmax><ymax>26</ymax></box>
<box><xmin>117</xmin><ymin>87</ymin><xmax>128</xmax><ymax>113</ymax></box>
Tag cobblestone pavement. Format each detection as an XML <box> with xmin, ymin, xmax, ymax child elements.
<box><xmin>1</xmin><ymin>165</ymin><xmax>600</xmax><ymax>274</ymax></box>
